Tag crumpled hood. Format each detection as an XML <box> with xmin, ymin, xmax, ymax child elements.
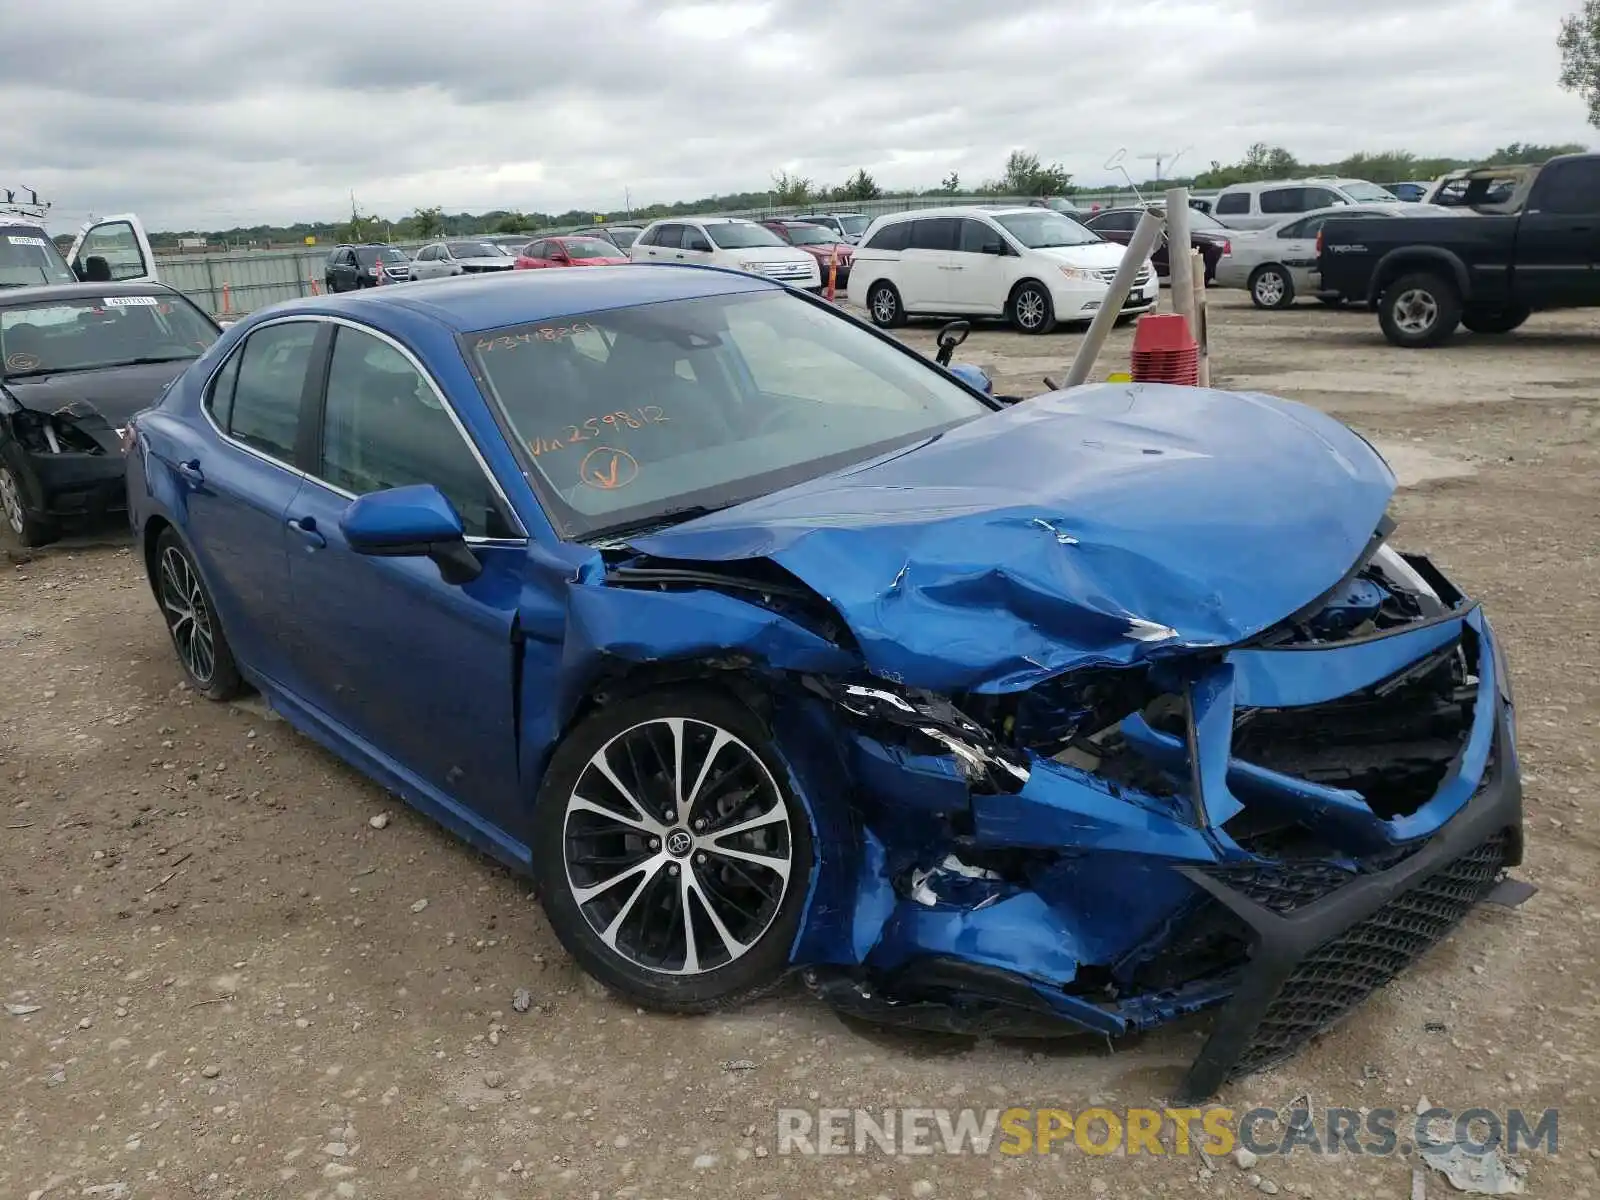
<box><xmin>3</xmin><ymin>359</ymin><xmax>193</xmax><ymax>427</ymax></box>
<box><xmin>628</xmin><ymin>383</ymin><xmax>1396</xmax><ymax>692</ymax></box>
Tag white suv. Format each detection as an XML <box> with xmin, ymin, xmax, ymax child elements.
<box><xmin>629</xmin><ymin>218</ymin><xmax>821</xmax><ymax>289</ymax></box>
<box><xmin>1211</xmin><ymin>178</ymin><xmax>1398</xmax><ymax>229</ymax></box>
<box><xmin>846</xmin><ymin>207</ymin><xmax>1158</xmax><ymax>334</ymax></box>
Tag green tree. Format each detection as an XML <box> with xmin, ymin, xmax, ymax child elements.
<box><xmin>494</xmin><ymin>212</ymin><xmax>531</xmax><ymax>234</ymax></box>
<box><xmin>1560</xmin><ymin>2</ymin><xmax>1600</xmax><ymax>128</ymax></box>
<box><xmin>990</xmin><ymin>150</ymin><xmax>1072</xmax><ymax>196</ymax></box>
<box><xmin>940</xmin><ymin>171</ymin><xmax>960</xmax><ymax>193</ymax></box>
<box><xmin>411</xmin><ymin>205</ymin><xmax>446</xmax><ymax>239</ymax></box>
<box><xmin>771</xmin><ymin>170</ymin><xmax>815</xmax><ymax>206</ymax></box>
<box><xmin>835</xmin><ymin>169</ymin><xmax>882</xmax><ymax>201</ymax></box>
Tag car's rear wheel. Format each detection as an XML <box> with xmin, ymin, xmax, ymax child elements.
<box><xmin>866</xmin><ymin>281</ymin><xmax>906</xmax><ymax>328</ymax></box>
<box><xmin>532</xmin><ymin>688</ymin><xmax>813</xmax><ymax>1012</ymax></box>
<box><xmin>1461</xmin><ymin>305</ymin><xmax>1530</xmax><ymax>335</ymax></box>
<box><xmin>1378</xmin><ymin>272</ymin><xmax>1462</xmax><ymax>348</ymax></box>
<box><xmin>1249</xmin><ymin>265</ymin><xmax>1295</xmax><ymax>310</ymax></box>
<box><xmin>155</xmin><ymin>528</ymin><xmax>243</xmax><ymax>700</ymax></box>
<box><xmin>0</xmin><ymin>449</ymin><xmax>58</xmax><ymax>549</ymax></box>
<box><xmin>1009</xmin><ymin>280</ymin><xmax>1056</xmax><ymax>334</ymax></box>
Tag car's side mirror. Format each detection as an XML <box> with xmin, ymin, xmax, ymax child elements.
<box><xmin>934</xmin><ymin>320</ymin><xmax>970</xmax><ymax>367</ymax></box>
<box><xmin>947</xmin><ymin>362</ymin><xmax>993</xmax><ymax>394</ymax></box>
<box><xmin>980</xmin><ymin>241</ymin><xmax>1006</xmax><ymax>256</ymax></box>
<box><xmin>340</xmin><ymin>484</ymin><xmax>483</xmax><ymax>585</ymax></box>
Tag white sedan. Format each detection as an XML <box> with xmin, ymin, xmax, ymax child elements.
<box><xmin>409</xmin><ymin>239</ymin><xmax>517</xmax><ymax>282</ymax></box>
<box><xmin>1214</xmin><ymin>203</ymin><xmax>1453</xmax><ymax>309</ymax></box>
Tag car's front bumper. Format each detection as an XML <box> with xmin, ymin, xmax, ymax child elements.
<box><xmin>21</xmin><ymin>447</ymin><xmax>128</xmax><ymax>520</ymax></box>
<box><xmin>1051</xmin><ymin>272</ymin><xmax>1161</xmax><ymax>320</ymax></box>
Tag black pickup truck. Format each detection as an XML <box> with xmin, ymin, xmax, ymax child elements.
<box><xmin>1318</xmin><ymin>153</ymin><xmax>1600</xmax><ymax>347</ymax></box>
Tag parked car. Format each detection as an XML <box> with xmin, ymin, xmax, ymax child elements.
<box><xmin>514</xmin><ymin>236</ymin><xmax>632</xmax><ymax>269</ymax></box>
<box><xmin>759</xmin><ymin>220</ymin><xmax>853</xmax><ymax>284</ymax></box>
<box><xmin>573</xmin><ymin>225</ymin><xmax>646</xmax><ymax>250</ymax></box>
<box><xmin>1083</xmin><ymin>204</ymin><xmax>1232</xmax><ymax>283</ymax></box>
<box><xmin>1211</xmin><ymin>178</ymin><xmax>1397</xmax><ymax>229</ymax></box>
<box><xmin>324</xmin><ymin>244</ymin><xmax>412</xmax><ymax>292</ymax></box>
<box><xmin>789</xmin><ymin>212</ymin><xmax>871</xmax><ymax>244</ymax></box>
<box><xmin>629</xmin><ymin>218</ymin><xmax>821</xmax><ymax>289</ymax></box>
<box><xmin>122</xmin><ymin>266</ymin><xmax>1522</xmax><ymax>1102</ymax></box>
<box><xmin>0</xmin><ymin>282</ymin><xmax>221</xmax><ymax>545</ymax></box>
<box><xmin>1388</xmin><ymin>182</ymin><xmax>1431</xmax><ymax>203</ymax></box>
<box><xmin>1421</xmin><ymin>165</ymin><xmax>1533</xmax><ymax>207</ymax></box>
<box><xmin>410</xmin><ymin>240</ymin><xmax>518</xmax><ymax>282</ymax></box>
<box><xmin>1215</xmin><ymin>203</ymin><xmax>1453</xmax><ymax>309</ymax></box>
<box><xmin>1028</xmin><ymin>197</ymin><xmax>1083</xmax><ymax>214</ymax></box>
<box><xmin>848</xmin><ymin>206</ymin><xmax>1158</xmax><ymax>334</ymax></box>
<box><xmin>3</xmin><ymin>212</ymin><xmax>161</xmax><ymax>290</ymax></box>
<box><xmin>482</xmin><ymin>234</ymin><xmax>535</xmax><ymax>254</ymax></box>
<box><xmin>1319</xmin><ymin>152</ymin><xmax>1600</xmax><ymax>346</ymax></box>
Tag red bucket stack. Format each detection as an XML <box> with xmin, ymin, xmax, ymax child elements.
<box><xmin>1129</xmin><ymin>313</ymin><xmax>1199</xmax><ymax>386</ymax></box>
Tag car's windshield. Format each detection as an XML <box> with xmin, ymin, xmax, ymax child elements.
<box><xmin>0</xmin><ymin>294</ymin><xmax>219</xmax><ymax>378</ymax></box>
<box><xmin>561</xmin><ymin>238</ymin><xmax>623</xmax><ymax>260</ymax></box>
<box><xmin>704</xmin><ymin>223</ymin><xmax>785</xmax><ymax>250</ymax></box>
<box><xmin>1180</xmin><ymin>207</ymin><xmax>1228</xmax><ymax>230</ymax></box>
<box><xmin>467</xmin><ymin>289</ymin><xmax>991</xmax><ymax>539</ymax></box>
<box><xmin>1</xmin><ymin>227</ymin><xmax>77</xmax><ymax>289</ymax></box>
<box><xmin>449</xmin><ymin>241</ymin><xmax>501</xmax><ymax>259</ymax></box>
<box><xmin>355</xmin><ymin>246</ymin><xmax>408</xmax><ymax>265</ymax></box>
<box><xmin>837</xmin><ymin>215</ymin><xmax>870</xmax><ymax>235</ymax></box>
<box><xmin>782</xmin><ymin>224</ymin><xmax>835</xmax><ymax>245</ymax></box>
<box><xmin>1339</xmin><ymin>181</ymin><xmax>1396</xmax><ymax>202</ymax></box>
<box><xmin>993</xmin><ymin>211</ymin><xmax>1102</xmax><ymax>248</ymax></box>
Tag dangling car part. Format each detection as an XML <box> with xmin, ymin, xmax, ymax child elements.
<box><xmin>124</xmin><ymin>265</ymin><xmax>1522</xmax><ymax>1102</ymax></box>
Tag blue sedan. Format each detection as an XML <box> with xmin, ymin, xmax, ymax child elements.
<box><xmin>125</xmin><ymin>266</ymin><xmax>1521</xmax><ymax>1100</ymax></box>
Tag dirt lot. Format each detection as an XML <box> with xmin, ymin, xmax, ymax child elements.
<box><xmin>3</xmin><ymin>293</ymin><xmax>1598</xmax><ymax>1199</ymax></box>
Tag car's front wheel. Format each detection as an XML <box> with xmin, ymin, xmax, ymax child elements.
<box><xmin>154</xmin><ymin>527</ymin><xmax>243</xmax><ymax>700</ymax></box>
<box><xmin>1249</xmin><ymin>265</ymin><xmax>1295</xmax><ymax>310</ymax></box>
<box><xmin>532</xmin><ymin>688</ymin><xmax>813</xmax><ymax>1012</ymax></box>
<box><xmin>0</xmin><ymin>448</ymin><xmax>58</xmax><ymax>548</ymax></box>
<box><xmin>1008</xmin><ymin>280</ymin><xmax>1056</xmax><ymax>334</ymax></box>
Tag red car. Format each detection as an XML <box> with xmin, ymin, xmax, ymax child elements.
<box><xmin>514</xmin><ymin>236</ymin><xmax>631</xmax><ymax>269</ymax></box>
<box><xmin>760</xmin><ymin>220</ymin><xmax>853</xmax><ymax>284</ymax></box>
<box><xmin>1082</xmin><ymin>205</ymin><xmax>1231</xmax><ymax>283</ymax></box>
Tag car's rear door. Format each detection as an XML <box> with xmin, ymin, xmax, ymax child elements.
<box><xmin>281</xmin><ymin>320</ymin><xmax>529</xmax><ymax>839</ymax></box>
<box><xmin>176</xmin><ymin>317</ymin><xmax>321</xmax><ymax>686</ymax></box>
<box><xmin>900</xmin><ymin>217</ymin><xmax>959</xmax><ymax>309</ymax></box>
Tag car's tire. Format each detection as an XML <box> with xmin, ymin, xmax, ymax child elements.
<box><xmin>153</xmin><ymin>527</ymin><xmax>243</xmax><ymax>701</ymax></box>
<box><xmin>865</xmin><ymin>281</ymin><xmax>906</xmax><ymax>328</ymax></box>
<box><xmin>1248</xmin><ymin>265</ymin><xmax>1295</xmax><ymax>310</ymax></box>
<box><xmin>1378</xmin><ymin>271</ymin><xmax>1462</xmax><ymax>348</ymax></box>
<box><xmin>1008</xmin><ymin>280</ymin><xmax>1057</xmax><ymax>334</ymax></box>
<box><xmin>0</xmin><ymin>446</ymin><xmax>59</xmax><ymax>549</ymax></box>
<box><xmin>531</xmin><ymin>687</ymin><xmax>814</xmax><ymax>1013</ymax></box>
<box><xmin>323</xmin><ymin>275</ymin><xmax>337</xmax><ymax>293</ymax></box>
<box><xmin>1461</xmin><ymin>305</ymin><xmax>1530</xmax><ymax>335</ymax></box>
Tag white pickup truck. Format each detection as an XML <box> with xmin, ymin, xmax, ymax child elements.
<box><xmin>1</xmin><ymin>211</ymin><xmax>160</xmax><ymax>290</ymax></box>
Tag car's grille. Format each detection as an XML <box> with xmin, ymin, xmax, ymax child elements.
<box><xmin>750</xmin><ymin>261</ymin><xmax>815</xmax><ymax>282</ymax></box>
<box><xmin>1203</xmin><ymin>860</ymin><xmax>1356</xmax><ymax>914</ymax></box>
<box><xmin>1226</xmin><ymin>831</ymin><xmax>1509</xmax><ymax>1080</ymax></box>
<box><xmin>1090</xmin><ymin>266</ymin><xmax>1152</xmax><ymax>287</ymax></box>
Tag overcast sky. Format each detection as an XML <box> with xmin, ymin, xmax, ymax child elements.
<box><xmin>3</xmin><ymin>0</ymin><xmax>1593</xmax><ymax>231</ymax></box>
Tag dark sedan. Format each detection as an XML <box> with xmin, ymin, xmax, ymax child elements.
<box><xmin>0</xmin><ymin>283</ymin><xmax>222</xmax><ymax>546</ymax></box>
<box><xmin>1083</xmin><ymin>205</ymin><xmax>1232</xmax><ymax>283</ymax></box>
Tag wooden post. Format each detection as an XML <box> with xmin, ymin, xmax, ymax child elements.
<box><xmin>1191</xmin><ymin>248</ymin><xmax>1211</xmax><ymax>387</ymax></box>
<box><xmin>1165</xmin><ymin>187</ymin><xmax>1195</xmax><ymax>338</ymax></box>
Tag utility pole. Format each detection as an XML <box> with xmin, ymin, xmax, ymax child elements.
<box><xmin>1140</xmin><ymin>151</ymin><xmax>1173</xmax><ymax>181</ymax></box>
<box><xmin>624</xmin><ymin>187</ymin><xmax>632</xmax><ymax>218</ymax></box>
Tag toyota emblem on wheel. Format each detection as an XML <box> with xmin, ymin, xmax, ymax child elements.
<box><xmin>665</xmin><ymin>829</ymin><xmax>693</xmax><ymax>857</ymax></box>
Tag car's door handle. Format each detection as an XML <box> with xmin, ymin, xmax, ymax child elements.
<box><xmin>287</xmin><ymin>516</ymin><xmax>326</xmax><ymax>549</ymax></box>
<box><xmin>175</xmin><ymin>459</ymin><xmax>204</xmax><ymax>486</ymax></box>
<box><xmin>675</xmin><ymin>253</ymin><xmax>685</xmax><ymax>259</ymax></box>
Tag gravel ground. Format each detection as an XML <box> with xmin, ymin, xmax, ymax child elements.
<box><xmin>3</xmin><ymin>293</ymin><xmax>1597</xmax><ymax>1199</ymax></box>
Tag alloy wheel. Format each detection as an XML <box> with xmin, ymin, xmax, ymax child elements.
<box><xmin>871</xmin><ymin>288</ymin><xmax>898</xmax><ymax>324</ymax></box>
<box><xmin>1393</xmin><ymin>289</ymin><xmax>1439</xmax><ymax>335</ymax></box>
<box><xmin>1254</xmin><ymin>272</ymin><xmax>1286</xmax><ymax>307</ymax></box>
<box><xmin>0</xmin><ymin>467</ymin><xmax>24</xmax><ymax>536</ymax></box>
<box><xmin>1015</xmin><ymin>287</ymin><xmax>1047</xmax><ymax>329</ymax></box>
<box><xmin>562</xmin><ymin>717</ymin><xmax>793</xmax><ymax>976</ymax></box>
<box><xmin>159</xmin><ymin>545</ymin><xmax>216</xmax><ymax>685</ymax></box>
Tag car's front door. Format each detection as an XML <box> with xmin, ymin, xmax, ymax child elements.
<box><xmin>281</xmin><ymin>321</ymin><xmax>529</xmax><ymax>838</ymax></box>
<box><xmin>678</xmin><ymin>226</ymin><xmax>716</xmax><ymax>266</ymax></box>
<box><xmin>640</xmin><ymin>224</ymin><xmax>681</xmax><ymax>262</ymax></box>
<box><xmin>944</xmin><ymin>218</ymin><xmax>1012</xmax><ymax>314</ymax></box>
<box><xmin>411</xmin><ymin>244</ymin><xmax>441</xmax><ymax>280</ymax></box>
<box><xmin>1516</xmin><ymin>157</ymin><xmax>1600</xmax><ymax>305</ymax></box>
<box><xmin>180</xmin><ymin>318</ymin><xmax>322</xmax><ymax>686</ymax></box>
<box><xmin>67</xmin><ymin>215</ymin><xmax>159</xmax><ymax>284</ymax></box>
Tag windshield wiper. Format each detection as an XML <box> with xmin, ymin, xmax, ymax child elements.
<box><xmin>112</xmin><ymin>355</ymin><xmax>199</xmax><ymax>366</ymax></box>
<box><xmin>584</xmin><ymin>504</ymin><xmax>726</xmax><ymax>545</ymax></box>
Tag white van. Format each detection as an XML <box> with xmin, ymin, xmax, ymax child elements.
<box><xmin>0</xmin><ymin>211</ymin><xmax>159</xmax><ymax>291</ymax></box>
<box><xmin>1210</xmin><ymin>179</ymin><xmax>1397</xmax><ymax>230</ymax></box>
<box><xmin>846</xmin><ymin>206</ymin><xmax>1158</xmax><ymax>334</ymax></box>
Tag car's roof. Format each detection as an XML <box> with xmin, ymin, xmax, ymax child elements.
<box><xmin>0</xmin><ymin>281</ymin><xmax>180</xmax><ymax>308</ymax></box>
<box><xmin>265</xmin><ymin>264</ymin><xmax>778</xmax><ymax>334</ymax></box>
<box><xmin>875</xmin><ymin>206</ymin><xmax>1038</xmax><ymax>222</ymax></box>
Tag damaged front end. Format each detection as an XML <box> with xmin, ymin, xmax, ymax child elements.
<box><xmin>595</xmin><ymin>524</ymin><xmax>1521</xmax><ymax>1101</ymax></box>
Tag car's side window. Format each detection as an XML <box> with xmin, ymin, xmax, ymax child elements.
<box><xmin>226</xmin><ymin>322</ymin><xmax>319</xmax><ymax>462</ymax></box>
<box><xmin>634</xmin><ymin>226</ymin><xmax>657</xmax><ymax>247</ymax></box>
<box><xmin>654</xmin><ymin>225</ymin><xmax>684</xmax><ymax>250</ymax></box>
<box><xmin>1215</xmin><ymin>192</ymin><xmax>1250</xmax><ymax>216</ymax></box>
<box><xmin>863</xmin><ymin>221</ymin><xmax>911</xmax><ymax>252</ymax></box>
<box><xmin>683</xmin><ymin>228</ymin><xmax>713</xmax><ymax>252</ymax></box>
<box><xmin>907</xmin><ymin>218</ymin><xmax>959</xmax><ymax>251</ymax></box>
<box><xmin>1259</xmin><ymin>188</ymin><xmax>1302</xmax><ymax>215</ymax></box>
<box><xmin>1538</xmin><ymin>160</ymin><xmax>1600</xmax><ymax>214</ymax></box>
<box><xmin>1304</xmin><ymin>188</ymin><xmax>1342</xmax><ymax>210</ymax></box>
<box><xmin>956</xmin><ymin>218</ymin><xmax>1001</xmax><ymax>253</ymax></box>
<box><xmin>1278</xmin><ymin>217</ymin><xmax>1311</xmax><ymax>239</ymax></box>
<box><xmin>318</xmin><ymin>325</ymin><xmax>515</xmax><ymax>539</ymax></box>
<box><xmin>204</xmin><ymin>344</ymin><xmax>243</xmax><ymax>431</ymax></box>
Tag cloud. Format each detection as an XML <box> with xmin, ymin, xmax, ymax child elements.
<box><xmin>0</xmin><ymin>0</ymin><xmax>1589</xmax><ymax>231</ymax></box>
